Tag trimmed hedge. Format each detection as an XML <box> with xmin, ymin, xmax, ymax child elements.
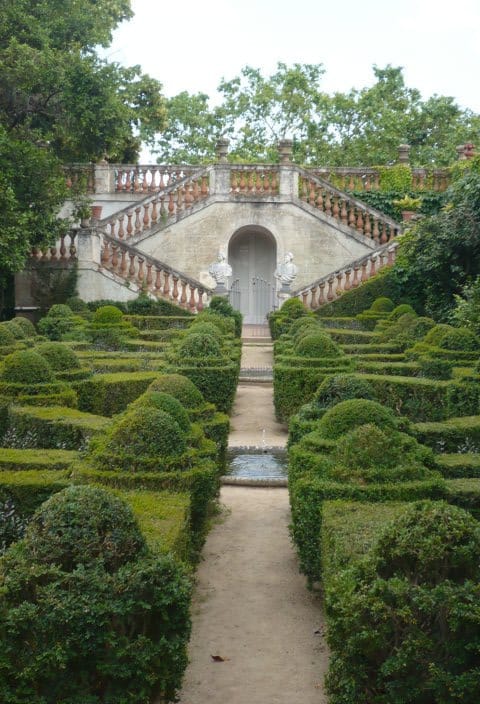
<box><xmin>316</xmin><ymin>267</ymin><xmax>404</xmax><ymax>318</ymax></box>
<box><xmin>167</xmin><ymin>363</ymin><xmax>239</xmax><ymax>413</ymax></box>
<box><xmin>0</xmin><ymin>469</ymin><xmax>71</xmax><ymax>518</ymax></box>
<box><xmin>435</xmin><ymin>453</ymin><xmax>480</xmax><ymax>478</ymax></box>
<box><xmin>4</xmin><ymin>405</ymin><xmax>111</xmax><ymax>450</ymax></box>
<box><xmin>0</xmin><ymin>381</ymin><xmax>78</xmax><ymax>408</ymax></box>
<box><xmin>73</xmin><ymin>371</ymin><xmax>161</xmax><ymax>416</ymax></box>
<box><xmin>274</xmin><ymin>364</ymin><xmax>353</xmax><ymax>421</ymax></box>
<box><xmin>0</xmin><ymin>448</ymin><xmax>77</xmax><ymax>471</ymax></box>
<box><xmin>412</xmin><ymin>415</ymin><xmax>480</xmax><ymax>452</ymax></box>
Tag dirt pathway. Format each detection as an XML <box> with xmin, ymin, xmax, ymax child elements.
<box><xmin>177</xmin><ymin>486</ymin><xmax>328</xmax><ymax>704</ymax></box>
<box><xmin>177</xmin><ymin>334</ymin><xmax>329</xmax><ymax>703</ymax></box>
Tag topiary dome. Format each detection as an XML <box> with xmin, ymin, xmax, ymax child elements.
<box><xmin>294</xmin><ymin>332</ymin><xmax>342</xmax><ymax>358</ymax></box>
<box><xmin>35</xmin><ymin>342</ymin><xmax>81</xmax><ymax>371</ymax></box>
<box><xmin>1</xmin><ymin>350</ymin><xmax>54</xmax><ymax>384</ymax></box>
<box><xmin>148</xmin><ymin>374</ymin><xmax>204</xmax><ymax>408</ymax></box>
<box><xmin>317</xmin><ymin>398</ymin><xmax>402</xmax><ymax>439</ymax></box>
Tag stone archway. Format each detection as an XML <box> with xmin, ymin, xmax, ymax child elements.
<box><xmin>228</xmin><ymin>226</ymin><xmax>277</xmax><ymax>324</ymax></box>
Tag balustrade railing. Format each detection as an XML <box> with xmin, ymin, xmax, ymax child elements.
<box><xmin>99</xmin><ymin>234</ymin><xmax>211</xmax><ymax>312</ymax></box>
<box><xmin>64</xmin><ymin>164</ymin><xmax>95</xmax><ymax>193</ymax></box>
<box><xmin>311</xmin><ymin>167</ymin><xmax>450</xmax><ymax>193</ymax></box>
<box><xmin>114</xmin><ymin>165</ymin><xmax>199</xmax><ymax>193</ymax></box>
<box><xmin>30</xmin><ymin>232</ymin><xmax>77</xmax><ymax>262</ymax></box>
<box><xmin>100</xmin><ymin>168</ymin><xmax>210</xmax><ymax>242</ymax></box>
<box><xmin>291</xmin><ymin>242</ymin><xmax>399</xmax><ymax>310</ymax></box>
<box><xmin>230</xmin><ymin>165</ymin><xmax>280</xmax><ymax>195</ymax></box>
<box><xmin>298</xmin><ymin>168</ymin><xmax>401</xmax><ymax>244</ymax></box>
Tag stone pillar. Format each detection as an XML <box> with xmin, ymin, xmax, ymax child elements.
<box><xmin>210</xmin><ymin>164</ymin><xmax>231</xmax><ymax>196</ymax></box>
<box><xmin>397</xmin><ymin>144</ymin><xmax>411</xmax><ymax>164</ymax></box>
<box><xmin>94</xmin><ymin>159</ymin><xmax>115</xmax><ymax>194</ymax></box>
<box><xmin>277</xmin><ymin>139</ymin><xmax>297</xmax><ymax>199</ymax></box>
<box><xmin>215</xmin><ymin>138</ymin><xmax>230</xmax><ymax>163</ymax></box>
<box><xmin>75</xmin><ymin>227</ymin><xmax>102</xmax><ymax>267</ymax></box>
<box><xmin>278</xmin><ymin>139</ymin><xmax>293</xmax><ymax>164</ymax></box>
<box><xmin>457</xmin><ymin>143</ymin><xmax>476</xmax><ymax>160</ymax></box>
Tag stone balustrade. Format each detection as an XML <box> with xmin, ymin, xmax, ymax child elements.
<box><xmin>30</xmin><ymin>232</ymin><xmax>77</xmax><ymax>262</ymax></box>
<box><xmin>100</xmin><ymin>235</ymin><xmax>211</xmax><ymax>312</ymax></box>
<box><xmin>311</xmin><ymin>167</ymin><xmax>451</xmax><ymax>193</ymax></box>
<box><xmin>291</xmin><ymin>242</ymin><xmax>399</xmax><ymax>310</ymax></box>
<box><xmin>298</xmin><ymin>169</ymin><xmax>401</xmax><ymax>244</ymax></box>
<box><xmin>113</xmin><ymin>165</ymin><xmax>198</xmax><ymax>193</ymax></box>
<box><xmin>64</xmin><ymin>164</ymin><xmax>95</xmax><ymax>193</ymax></box>
<box><xmin>100</xmin><ymin>169</ymin><xmax>210</xmax><ymax>242</ymax></box>
<box><xmin>230</xmin><ymin>166</ymin><xmax>280</xmax><ymax>195</ymax></box>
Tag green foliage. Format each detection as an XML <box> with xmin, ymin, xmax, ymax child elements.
<box><xmin>450</xmin><ymin>275</ymin><xmax>480</xmax><ymax>335</ymax></box>
<box><xmin>25</xmin><ymin>485</ymin><xmax>146</xmax><ymax>573</ymax></box>
<box><xmin>193</xmin><ymin>310</ymin><xmax>236</xmax><ymax>336</ymax></box>
<box><xmin>92</xmin><ymin>304</ymin><xmax>124</xmax><ymax>324</ymax></box>
<box><xmin>378</xmin><ymin>312</ymin><xmax>435</xmax><ymax>349</ymax></box>
<box><xmin>0</xmin><ymin>323</ymin><xmax>16</xmax><ymax>346</ymax></box>
<box><xmin>208</xmin><ymin>295</ymin><xmax>243</xmax><ymax>337</ymax></box>
<box><xmin>126</xmin><ymin>293</ymin><xmax>193</xmax><ymax>317</ymax></box>
<box><xmin>370</xmin><ymin>296</ymin><xmax>395</xmax><ymax>312</ymax></box>
<box><xmin>74</xmin><ymin>371</ymin><xmax>161</xmax><ymax>416</ymax></box>
<box><xmin>439</xmin><ymin>326</ymin><xmax>480</xmax><ymax>351</ymax></box>
<box><xmin>412</xmin><ymin>415</ymin><xmax>480</xmax><ymax>453</ymax></box>
<box><xmin>316</xmin><ymin>398</ymin><xmax>403</xmax><ymax>439</ymax></box>
<box><xmin>388</xmin><ymin>303</ymin><xmax>416</xmax><ymax>320</ymax></box>
<box><xmin>37</xmin><ymin>304</ymin><xmax>78</xmax><ymax>340</ymax></box>
<box><xmin>35</xmin><ymin>342</ymin><xmax>81</xmax><ymax>371</ymax></box>
<box><xmin>94</xmin><ymin>405</ymin><xmax>187</xmax><ymax>470</ymax></box>
<box><xmin>418</xmin><ymin>355</ymin><xmax>452</xmax><ymax>380</ymax></box>
<box><xmin>378</xmin><ymin>164</ymin><xmax>412</xmax><ymax>192</ymax></box>
<box><xmin>177</xmin><ymin>332</ymin><xmax>222</xmax><ymax>359</ymax></box>
<box><xmin>0</xmin><ymin>448</ymin><xmax>77</xmax><ymax>472</ymax></box>
<box><xmin>423</xmin><ymin>322</ymin><xmax>454</xmax><ymax>345</ymax></box>
<box><xmin>325</xmin><ymin>502</ymin><xmax>480</xmax><ymax>703</ymax></box>
<box><xmin>317</xmin><ymin>267</ymin><xmax>406</xmax><ymax>318</ymax></box>
<box><xmin>170</xmin><ymin>362</ymin><xmax>239</xmax><ymax>413</ymax></box>
<box><xmin>3</xmin><ymin>320</ymin><xmax>26</xmax><ymax>339</ymax></box>
<box><xmin>133</xmin><ymin>391</ymin><xmax>191</xmax><ymax>432</ymax></box>
<box><xmin>294</xmin><ymin>332</ymin><xmax>342</xmax><ymax>358</ymax></box>
<box><xmin>1</xmin><ymin>350</ymin><xmax>54</xmax><ymax>384</ymax></box>
<box><xmin>12</xmin><ymin>316</ymin><xmax>36</xmax><ymax>337</ymax></box>
<box><xmin>188</xmin><ymin>321</ymin><xmax>223</xmax><ymax>343</ymax></box>
<box><xmin>148</xmin><ymin>374</ymin><xmax>204</xmax><ymax>409</ymax></box>
<box><xmin>313</xmin><ymin>373</ymin><xmax>376</xmax><ymax>408</ymax></box>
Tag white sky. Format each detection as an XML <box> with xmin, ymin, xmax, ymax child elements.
<box><xmin>106</xmin><ymin>0</ymin><xmax>480</xmax><ymax>157</ymax></box>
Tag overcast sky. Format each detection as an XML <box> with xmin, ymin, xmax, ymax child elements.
<box><xmin>106</xmin><ymin>0</ymin><xmax>480</xmax><ymax>158</ymax></box>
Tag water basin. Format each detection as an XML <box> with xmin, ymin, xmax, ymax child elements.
<box><xmin>226</xmin><ymin>449</ymin><xmax>287</xmax><ymax>480</ymax></box>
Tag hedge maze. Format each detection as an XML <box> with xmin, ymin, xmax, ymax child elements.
<box><xmin>0</xmin><ymin>296</ymin><xmax>240</xmax><ymax>703</ymax></box>
<box><xmin>271</xmin><ymin>286</ymin><xmax>480</xmax><ymax>703</ymax></box>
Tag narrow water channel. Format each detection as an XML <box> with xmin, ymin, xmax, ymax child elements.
<box><xmin>226</xmin><ymin>449</ymin><xmax>288</xmax><ymax>480</ymax></box>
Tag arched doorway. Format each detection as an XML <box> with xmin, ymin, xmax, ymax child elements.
<box><xmin>228</xmin><ymin>226</ymin><xmax>277</xmax><ymax>324</ymax></box>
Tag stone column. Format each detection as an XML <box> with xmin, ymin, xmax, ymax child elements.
<box><xmin>75</xmin><ymin>226</ymin><xmax>102</xmax><ymax>267</ymax></box>
<box><xmin>94</xmin><ymin>159</ymin><xmax>115</xmax><ymax>194</ymax></box>
<box><xmin>397</xmin><ymin>144</ymin><xmax>411</xmax><ymax>164</ymax></box>
<box><xmin>215</xmin><ymin>138</ymin><xmax>230</xmax><ymax>163</ymax></box>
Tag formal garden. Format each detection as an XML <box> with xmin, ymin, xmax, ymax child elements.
<box><xmin>0</xmin><ymin>294</ymin><xmax>242</xmax><ymax>702</ymax></box>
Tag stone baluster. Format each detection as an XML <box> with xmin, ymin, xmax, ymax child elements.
<box><xmin>151</xmin><ymin>198</ymin><xmax>158</xmax><ymax>225</ymax></box>
<box><xmin>185</xmin><ymin>182</ymin><xmax>193</xmax><ymax>208</ymax></box>
<box><xmin>316</xmin><ymin>188</ymin><xmax>323</xmax><ymax>211</ymax></box>
<box><xmin>302</xmin><ymin>291</ymin><xmax>309</xmax><ymax>307</ymax></box>
<box><xmin>348</xmin><ymin>203</ymin><xmax>356</xmax><ymax>229</ymax></box>
<box><xmin>310</xmin><ymin>286</ymin><xmax>318</xmax><ymax>309</ymax></box>
<box><xmin>115</xmin><ymin>169</ymin><xmax>123</xmax><ymax>191</ymax></box>
<box><xmin>59</xmin><ymin>236</ymin><xmax>67</xmax><ymax>261</ymax></box>
<box><xmin>196</xmin><ymin>289</ymin><xmax>204</xmax><ymax>311</ymax></box>
<box><xmin>163</xmin><ymin>272</ymin><xmax>170</xmax><ymax>297</ymax></box>
<box><xmin>308</xmin><ymin>180</ymin><xmax>316</xmax><ymax>206</ymax></box>
<box><xmin>120</xmin><ymin>248</ymin><xmax>127</xmax><ymax>276</ymax></box>
<box><xmin>379</xmin><ymin>250</ymin><xmax>386</xmax><ymax>268</ymax></box>
<box><xmin>247</xmin><ymin>170</ymin><xmax>255</xmax><ymax>192</ymax></box>
<box><xmin>364</xmin><ymin>213</ymin><xmax>371</xmax><ymax>239</ymax></box>
<box><xmin>356</xmin><ymin>209</ymin><xmax>364</xmax><ymax>233</ymax></box>
<box><xmin>49</xmin><ymin>246</ymin><xmax>58</xmax><ymax>261</ymax></box>
<box><xmin>146</xmin><ymin>262</ymin><xmax>153</xmax><ymax>289</ymax></box>
<box><xmin>154</xmin><ymin>267</ymin><xmax>162</xmax><ymax>292</ymax></box>
<box><xmin>168</xmin><ymin>192</ymin><xmax>175</xmax><ymax>217</ymax></box>
<box><xmin>201</xmin><ymin>175</ymin><xmax>209</xmax><ymax>196</ymax></box>
<box><xmin>69</xmin><ymin>233</ymin><xmax>77</xmax><ymax>258</ymax></box>
<box><xmin>134</xmin><ymin>207</ymin><xmax>142</xmax><ymax>235</ymax></box>
<box><xmin>101</xmin><ymin>241</ymin><xmax>110</xmax><ymax>266</ymax></box>
<box><xmin>344</xmin><ymin>268</ymin><xmax>352</xmax><ymax>291</ymax></box>
<box><xmin>373</xmin><ymin>173</ymin><xmax>380</xmax><ymax>190</ymax></box>
<box><xmin>340</xmin><ymin>199</ymin><xmax>348</xmax><ymax>225</ymax></box>
<box><xmin>126</xmin><ymin>211</ymin><xmax>134</xmax><ymax>239</ymax></box>
<box><xmin>159</xmin><ymin>171</ymin><xmax>166</xmax><ymax>190</ymax></box>
<box><xmin>373</xmin><ymin>218</ymin><xmax>380</xmax><ymax>244</ymax></box>
<box><xmin>360</xmin><ymin>260</ymin><xmax>368</xmax><ymax>282</ymax></box>
<box><xmin>327</xmin><ymin>276</ymin><xmax>335</xmax><ymax>301</ymax></box>
<box><xmin>128</xmin><ymin>252</ymin><xmax>136</xmax><ymax>278</ymax></box>
<box><xmin>172</xmin><ymin>276</ymin><xmax>179</xmax><ymax>302</ymax></box>
<box><xmin>137</xmin><ymin>257</ymin><xmax>145</xmax><ymax>284</ymax></box>
<box><xmin>369</xmin><ymin>255</ymin><xmax>377</xmax><ymax>277</ymax></box>
<box><xmin>381</xmin><ymin>222</ymin><xmax>388</xmax><ymax>244</ymax></box>
<box><xmin>352</xmin><ymin>266</ymin><xmax>360</xmax><ymax>288</ymax></box>
<box><xmin>125</xmin><ymin>169</ymin><xmax>132</xmax><ymax>192</ymax></box>
<box><xmin>332</xmin><ymin>196</ymin><xmax>340</xmax><ymax>220</ymax></box>
<box><xmin>133</xmin><ymin>167</ymin><xmax>141</xmax><ymax>193</ymax></box>
<box><xmin>348</xmin><ymin>174</ymin><xmax>355</xmax><ymax>190</ymax></box>
<box><xmin>142</xmin><ymin>168</ymin><xmax>149</xmax><ymax>193</ymax></box>
<box><xmin>325</xmin><ymin>191</ymin><xmax>332</xmax><ymax>216</ymax></box>
<box><xmin>387</xmin><ymin>244</ymin><xmax>397</xmax><ymax>265</ymax></box>
<box><xmin>143</xmin><ymin>203</ymin><xmax>150</xmax><ymax>230</ymax></box>
<box><xmin>318</xmin><ymin>281</ymin><xmax>326</xmax><ymax>306</ymax></box>
<box><xmin>192</xmin><ymin>179</ymin><xmax>199</xmax><ymax>202</ymax></box>
<box><xmin>231</xmin><ymin>170</ymin><xmax>238</xmax><ymax>192</ymax></box>
<box><xmin>109</xmin><ymin>220</ymin><xmax>116</xmax><ymax>239</ymax></box>
<box><xmin>336</xmin><ymin>272</ymin><xmax>343</xmax><ymax>296</ymax></box>
<box><xmin>364</xmin><ymin>174</ymin><xmax>371</xmax><ymax>191</ymax></box>
<box><xmin>189</xmin><ymin>285</ymin><xmax>196</xmax><ymax>311</ymax></box>
<box><xmin>271</xmin><ymin>170</ymin><xmax>278</xmax><ymax>193</ymax></box>
<box><xmin>300</xmin><ymin>178</ymin><xmax>308</xmax><ymax>201</ymax></box>
<box><xmin>111</xmin><ymin>244</ymin><xmax>119</xmax><ymax>271</ymax></box>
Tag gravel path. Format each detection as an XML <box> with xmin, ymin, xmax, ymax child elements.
<box><xmin>177</xmin><ymin>486</ymin><xmax>328</xmax><ymax>704</ymax></box>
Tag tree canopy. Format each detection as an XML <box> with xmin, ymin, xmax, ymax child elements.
<box><xmin>0</xmin><ymin>0</ymin><xmax>166</xmax><ymax>290</ymax></box>
<box><xmin>154</xmin><ymin>63</ymin><xmax>480</xmax><ymax>166</ymax></box>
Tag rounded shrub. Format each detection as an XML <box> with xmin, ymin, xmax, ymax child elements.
<box><xmin>106</xmin><ymin>406</ymin><xmax>187</xmax><ymax>459</ymax></box>
<box><xmin>35</xmin><ymin>342</ymin><xmax>81</xmax><ymax>371</ymax></box>
<box><xmin>209</xmin><ymin>295</ymin><xmax>243</xmax><ymax>337</ymax></box>
<box><xmin>388</xmin><ymin>303</ymin><xmax>416</xmax><ymax>321</ymax></box>
<box><xmin>317</xmin><ymin>398</ymin><xmax>401</xmax><ymax>439</ymax></box>
<box><xmin>133</xmin><ymin>391</ymin><xmax>191</xmax><ymax>432</ymax></box>
<box><xmin>373</xmin><ymin>501</ymin><xmax>480</xmax><ymax>585</ymax></box>
<box><xmin>313</xmin><ymin>374</ymin><xmax>375</xmax><ymax>408</ymax></box>
<box><xmin>288</xmin><ymin>315</ymin><xmax>317</xmax><ymax>336</ymax></box>
<box><xmin>294</xmin><ymin>332</ymin><xmax>341</xmax><ymax>358</ymax></box>
<box><xmin>65</xmin><ymin>296</ymin><xmax>90</xmax><ymax>314</ymax></box>
<box><xmin>92</xmin><ymin>305</ymin><xmax>124</xmax><ymax>324</ymax></box>
<box><xmin>194</xmin><ymin>311</ymin><xmax>235</xmax><ymax>336</ymax></box>
<box><xmin>3</xmin><ymin>320</ymin><xmax>26</xmax><ymax>339</ymax></box>
<box><xmin>148</xmin><ymin>374</ymin><xmax>204</xmax><ymax>408</ymax></box>
<box><xmin>331</xmin><ymin>424</ymin><xmax>436</xmax><ymax>484</ymax></box>
<box><xmin>438</xmin><ymin>326</ymin><xmax>480</xmax><ymax>351</ymax></box>
<box><xmin>418</xmin><ymin>355</ymin><xmax>452</xmax><ymax>380</ymax></box>
<box><xmin>12</xmin><ymin>317</ymin><xmax>36</xmax><ymax>337</ymax></box>
<box><xmin>25</xmin><ymin>485</ymin><xmax>146</xmax><ymax>573</ymax></box>
<box><xmin>188</xmin><ymin>321</ymin><xmax>223</xmax><ymax>342</ymax></box>
<box><xmin>1</xmin><ymin>349</ymin><xmax>54</xmax><ymax>383</ymax></box>
<box><xmin>423</xmin><ymin>323</ymin><xmax>454</xmax><ymax>346</ymax></box>
<box><xmin>370</xmin><ymin>297</ymin><xmax>395</xmax><ymax>313</ymax></box>
<box><xmin>280</xmin><ymin>297</ymin><xmax>307</xmax><ymax>319</ymax></box>
<box><xmin>46</xmin><ymin>304</ymin><xmax>74</xmax><ymax>318</ymax></box>
<box><xmin>0</xmin><ymin>324</ymin><xmax>16</xmax><ymax>346</ymax></box>
<box><xmin>177</xmin><ymin>332</ymin><xmax>221</xmax><ymax>359</ymax></box>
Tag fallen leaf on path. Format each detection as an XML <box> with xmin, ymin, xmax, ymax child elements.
<box><xmin>211</xmin><ymin>654</ymin><xmax>230</xmax><ymax>662</ymax></box>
